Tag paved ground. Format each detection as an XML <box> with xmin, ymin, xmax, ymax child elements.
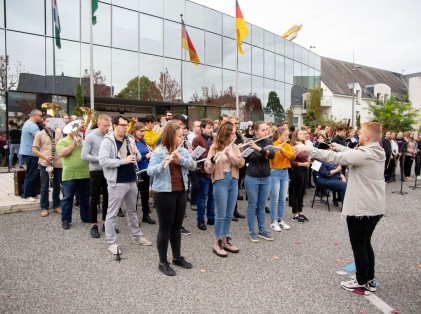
<box><xmin>0</xmin><ymin>172</ymin><xmax>420</xmax><ymax>313</ymax></box>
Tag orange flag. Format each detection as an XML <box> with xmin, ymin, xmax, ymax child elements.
<box><xmin>236</xmin><ymin>0</ymin><xmax>249</xmax><ymax>55</ymax></box>
<box><xmin>181</xmin><ymin>19</ymin><xmax>200</xmax><ymax>64</ymax></box>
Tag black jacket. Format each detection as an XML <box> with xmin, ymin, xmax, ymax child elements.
<box><xmin>381</xmin><ymin>138</ymin><xmax>392</xmax><ymax>156</ymax></box>
<box><xmin>245</xmin><ymin>138</ymin><xmax>275</xmax><ymax>178</ymax></box>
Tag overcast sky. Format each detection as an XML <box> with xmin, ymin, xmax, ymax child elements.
<box><xmin>193</xmin><ymin>0</ymin><xmax>421</xmax><ymax>74</ymax></box>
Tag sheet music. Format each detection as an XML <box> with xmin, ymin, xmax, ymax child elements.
<box><xmin>240</xmin><ymin>147</ymin><xmax>254</xmax><ymax>158</ymax></box>
<box><xmin>311</xmin><ymin>160</ymin><xmax>322</xmax><ymax>171</ymax></box>
<box><xmin>264</xmin><ymin>145</ymin><xmax>282</xmax><ymax>151</ymax></box>
<box><xmin>191</xmin><ymin>146</ymin><xmax>206</xmax><ymax>159</ymax></box>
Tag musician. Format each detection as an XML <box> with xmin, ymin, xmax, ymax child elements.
<box><xmin>192</xmin><ymin>119</ymin><xmax>215</xmax><ymax>231</ymax></box>
<box><xmin>32</xmin><ymin>115</ymin><xmax>63</xmax><ymax>217</ymax></box>
<box><xmin>381</xmin><ymin>131</ymin><xmax>393</xmax><ymax>183</ymax></box>
<box><xmin>81</xmin><ymin>114</ymin><xmax>115</xmax><ymax>238</ymax></box>
<box><xmin>390</xmin><ymin>132</ymin><xmax>399</xmax><ymax>182</ymax></box>
<box><xmin>132</xmin><ymin>122</ymin><xmax>155</xmax><ymax>224</ymax></box>
<box><xmin>147</xmin><ymin>123</ymin><xmax>196</xmax><ymax>276</ymax></box>
<box><xmin>57</xmin><ymin>119</ymin><xmax>90</xmax><ymax>230</ymax></box>
<box><xmin>403</xmin><ymin>131</ymin><xmax>417</xmax><ymax>180</ymax></box>
<box><xmin>99</xmin><ymin>115</ymin><xmax>152</xmax><ymax>255</ymax></box>
<box><xmin>244</xmin><ymin>121</ymin><xmax>275</xmax><ymax>242</ymax></box>
<box><xmin>143</xmin><ymin>115</ymin><xmax>163</xmax><ymax>149</ymax></box>
<box><xmin>269</xmin><ymin>126</ymin><xmax>295</xmax><ymax>232</ymax></box>
<box><xmin>205</xmin><ymin>122</ymin><xmax>244</xmax><ymax>257</ymax></box>
<box><xmin>293</xmin><ymin>122</ymin><xmax>385</xmax><ymax>295</ymax></box>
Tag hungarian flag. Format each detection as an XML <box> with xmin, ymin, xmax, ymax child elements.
<box><xmin>181</xmin><ymin>19</ymin><xmax>200</xmax><ymax>64</ymax></box>
<box><xmin>236</xmin><ymin>0</ymin><xmax>249</xmax><ymax>55</ymax></box>
<box><xmin>53</xmin><ymin>0</ymin><xmax>61</xmax><ymax>49</ymax></box>
<box><xmin>92</xmin><ymin>0</ymin><xmax>99</xmax><ymax>25</ymax></box>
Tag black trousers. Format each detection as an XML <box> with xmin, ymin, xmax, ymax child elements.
<box><xmin>137</xmin><ymin>171</ymin><xmax>150</xmax><ymax>215</ymax></box>
<box><xmin>347</xmin><ymin>215</ymin><xmax>382</xmax><ymax>285</ymax></box>
<box><xmin>154</xmin><ymin>191</ymin><xmax>186</xmax><ymax>264</ymax></box>
<box><xmin>404</xmin><ymin>156</ymin><xmax>414</xmax><ymax>177</ymax></box>
<box><xmin>384</xmin><ymin>155</ymin><xmax>395</xmax><ymax>180</ymax></box>
<box><xmin>89</xmin><ymin>170</ymin><xmax>108</xmax><ymax>223</ymax></box>
<box><xmin>290</xmin><ymin>167</ymin><xmax>308</xmax><ymax>213</ymax></box>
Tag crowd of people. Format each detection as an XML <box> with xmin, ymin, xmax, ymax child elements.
<box><xmin>9</xmin><ymin>109</ymin><xmax>420</xmax><ymax>294</ymax></box>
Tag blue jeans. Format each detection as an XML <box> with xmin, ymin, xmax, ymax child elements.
<box><xmin>269</xmin><ymin>169</ymin><xmax>289</xmax><ymax>223</ymax></box>
<box><xmin>213</xmin><ymin>172</ymin><xmax>238</xmax><ymax>239</ymax></box>
<box><xmin>62</xmin><ymin>179</ymin><xmax>90</xmax><ymax>224</ymax></box>
<box><xmin>245</xmin><ymin>175</ymin><xmax>271</xmax><ymax>234</ymax></box>
<box><xmin>9</xmin><ymin>144</ymin><xmax>23</xmax><ymax>167</ymax></box>
<box><xmin>22</xmin><ymin>155</ymin><xmax>39</xmax><ymax>198</ymax></box>
<box><xmin>196</xmin><ymin>176</ymin><xmax>215</xmax><ymax>223</ymax></box>
<box><xmin>39</xmin><ymin>165</ymin><xmax>62</xmax><ymax>210</ymax></box>
<box><xmin>317</xmin><ymin>177</ymin><xmax>347</xmax><ymax>203</ymax></box>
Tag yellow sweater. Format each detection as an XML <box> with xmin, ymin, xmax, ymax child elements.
<box><xmin>144</xmin><ymin>129</ymin><xmax>161</xmax><ymax>149</ymax></box>
<box><xmin>269</xmin><ymin>141</ymin><xmax>296</xmax><ymax>169</ymax></box>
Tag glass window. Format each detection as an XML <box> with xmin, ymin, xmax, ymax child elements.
<box><xmin>186</xmin><ymin>1</ymin><xmax>204</xmax><ymax>29</ymax></box>
<box><xmin>285</xmin><ymin>58</ymin><xmax>293</xmax><ymax>84</ymax></box>
<box><xmin>7</xmin><ymin>91</ymin><xmax>37</xmax><ymax>118</ymax></box>
<box><xmin>112</xmin><ymin>49</ymin><xmax>138</xmax><ymax>98</ymax></box>
<box><xmin>82</xmin><ymin>0</ymin><xmax>111</xmax><ymax>46</ymax></box>
<box><xmin>222</xmin><ymin>37</ymin><xmax>236</xmax><ymax>71</ymax></box>
<box><xmin>284</xmin><ymin>40</ymin><xmax>293</xmax><ymax>59</ymax></box>
<box><xmin>302</xmin><ymin>48</ymin><xmax>309</xmax><ymax>66</ymax></box>
<box><xmin>139</xmin><ymin>53</ymin><xmax>162</xmax><ymax>83</ymax></box>
<box><xmin>294</xmin><ymin>45</ymin><xmax>301</xmax><ymax>63</ymax></box>
<box><xmin>308</xmin><ymin>51</ymin><xmax>315</xmax><ymax>68</ymax></box>
<box><xmin>308</xmin><ymin>67</ymin><xmax>315</xmax><ymax>89</ymax></box>
<box><xmin>223</xmin><ymin>69</ymin><xmax>236</xmax><ymax>96</ymax></box>
<box><xmin>315</xmin><ymin>55</ymin><xmax>321</xmax><ymax>71</ymax></box>
<box><xmin>113</xmin><ymin>0</ymin><xmax>138</xmax><ymax>11</ymax></box>
<box><xmin>263</xmin><ymin>78</ymin><xmax>274</xmax><ymax>106</ymax></box>
<box><xmin>164</xmin><ymin>0</ymin><xmax>185</xmax><ymax>23</ymax></box>
<box><xmin>294</xmin><ymin>61</ymin><xmax>301</xmax><ymax>86</ymax></box>
<box><xmin>205</xmin><ymin>66</ymin><xmax>222</xmax><ymax>104</ymax></box>
<box><xmin>6</xmin><ymin>0</ymin><xmax>44</xmax><ymax>35</ymax></box>
<box><xmin>238</xmin><ymin>43</ymin><xmax>251</xmax><ymax>74</ymax></box>
<box><xmin>251</xmin><ymin>25</ymin><xmax>263</xmax><ymax>48</ymax></box>
<box><xmin>275</xmin><ymin>81</ymin><xmax>285</xmax><ymax>110</ymax></box>
<box><xmin>8</xmin><ymin>32</ymin><xmax>45</xmax><ymax>91</ymax></box>
<box><xmin>140</xmin><ymin>0</ymin><xmax>163</xmax><ymax>17</ymax></box>
<box><xmin>205</xmin><ymin>8</ymin><xmax>222</xmax><ymax>35</ymax></box>
<box><xmin>113</xmin><ymin>7</ymin><xmax>137</xmax><ymax>51</ymax></box>
<box><xmin>0</xmin><ymin>30</ymin><xmax>5</xmax><ymax>91</ymax></box>
<box><xmin>205</xmin><ymin>32</ymin><xmax>222</xmax><ymax>67</ymax></box>
<box><xmin>315</xmin><ymin>70</ymin><xmax>321</xmax><ymax>85</ymax></box>
<box><xmin>275</xmin><ymin>36</ymin><xmax>284</xmax><ymax>56</ymax></box>
<box><xmin>0</xmin><ymin>0</ymin><xmax>4</xmax><ymax>28</ymax></box>
<box><xmin>140</xmin><ymin>14</ymin><xmax>163</xmax><ymax>55</ymax></box>
<box><xmin>264</xmin><ymin>31</ymin><xmax>275</xmax><ymax>52</ymax></box>
<box><xmin>163</xmin><ymin>58</ymin><xmax>182</xmax><ymax>102</ymax></box>
<box><xmin>45</xmin><ymin>0</ymin><xmax>78</xmax><ymax>41</ymax></box>
<box><xmin>302</xmin><ymin>65</ymin><xmax>309</xmax><ymax>89</ymax></box>
<box><xmin>275</xmin><ymin>55</ymin><xmax>285</xmax><ymax>82</ymax></box>
<box><xmin>184</xmin><ymin>27</ymin><xmax>204</xmax><ymax>65</ymax></box>
<box><xmin>252</xmin><ymin>75</ymin><xmax>263</xmax><ymax>102</ymax></box>
<box><xmin>252</xmin><ymin>47</ymin><xmax>263</xmax><ymax>77</ymax></box>
<box><xmin>264</xmin><ymin>50</ymin><xmax>274</xmax><ymax>79</ymax></box>
<box><xmin>238</xmin><ymin>72</ymin><xmax>251</xmax><ymax>98</ymax></box>
<box><xmin>184</xmin><ymin>62</ymin><xmax>204</xmax><ymax>103</ymax></box>
<box><xmin>285</xmin><ymin>83</ymin><xmax>292</xmax><ymax>108</ymax></box>
<box><xmin>164</xmin><ymin>20</ymin><xmax>181</xmax><ymax>59</ymax></box>
<box><xmin>222</xmin><ymin>14</ymin><xmax>235</xmax><ymax>39</ymax></box>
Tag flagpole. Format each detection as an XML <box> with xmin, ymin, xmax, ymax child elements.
<box><xmin>89</xmin><ymin>0</ymin><xmax>94</xmax><ymax>109</ymax></box>
<box><xmin>235</xmin><ymin>1</ymin><xmax>239</xmax><ymax>118</ymax></box>
<box><xmin>180</xmin><ymin>14</ymin><xmax>183</xmax><ymax>103</ymax></box>
<box><xmin>52</xmin><ymin>0</ymin><xmax>56</xmax><ymax>94</ymax></box>
<box><xmin>79</xmin><ymin>0</ymin><xmax>82</xmax><ymax>84</ymax></box>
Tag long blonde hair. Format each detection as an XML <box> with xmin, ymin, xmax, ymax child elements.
<box><xmin>214</xmin><ymin>121</ymin><xmax>234</xmax><ymax>151</ymax></box>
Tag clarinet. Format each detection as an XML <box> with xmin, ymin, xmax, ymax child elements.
<box><xmin>45</xmin><ymin>129</ymin><xmax>56</xmax><ymax>188</ymax></box>
<box><xmin>125</xmin><ymin>135</ymin><xmax>145</xmax><ymax>183</ymax></box>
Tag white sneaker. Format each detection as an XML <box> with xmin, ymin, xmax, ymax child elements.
<box><xmin>341</xmin><ymin>278</ymin><xmax>370</xmax><ymax>295</ymax></box>
<box><xmin>270</xmin><ymin>222</ymin><xmax>282</xmax><ymax>232</ymax></box>
<box><xmin>23</xmin><ymin>197</ymin><xmax>36</xmax><ymax>202</ymax></box>
<box><xmin>279</xmin><ymin>220</ymin><xmax>291</xmax><ymax>230</ymax></box>
<box><xmin>108</xmin><ymin>243</ymin><xmax>121</xmax><ymax>255</ymax></box>
<box><xmin>417</xmin><ymin>176</ymin><xmax>421</xmax><ymax>180</ymax></box>
<box><xmin>132</xmin><ymin>236</ymin><xmax>152</xmax><ymax>246</ymax></box>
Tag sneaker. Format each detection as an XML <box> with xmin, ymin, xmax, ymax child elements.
<box><xmin>350</xmin><ymin>275</ymin><xmax>377</xmax><ymax>292</ymax></box>
<box><xmin>299</xmin><ymin>215</ymin><xmax>309</xmax><ymax>222</ymax></box>
<box><xmin>190</xmin><ymin>204</ymin><xmax>197</xmax><ymax>211</ymax></box>
<box><xmin>340</xmin><ymin>278</ymin><xmax>370</xmax><ymax>295</ymax></box>
<box><xmin>270</xmin><ymin>221</ymin><xmax>282</xmax><ymax>232</ymax></box>
<box><xmin>278</xmin><ymin>220</ymin><xmax>291</xmax><ymax>230</ymax></box>
<box><xmin>172</xmin><ymin>256</ymin><xmax>193</xmax><ymax>269</ymax></box>
<box><xmin>40</xmin><ymin>210</ymin><xmax>49</xmax><ymax>217</ymax></box>
<box><xmin>159</xmin><ymin>262</ymin><xmax>176</xmax><ymax>276</ymax></box>
<box><xmin>53</xmin><ymin>207</ymin><xmax>62</xmax><ymax>214</ymax></box>
<box><xmin>292</xmin><ymin>216</ymin><xmax>304</xmax><ymax>223</ymax></box>
<box><xmin>62</xmin><ymin>223</ymin><xmax>70</xmax><ymax>230</ymax></box>
<box><xmin>258</xmin><ymin>230</ymin><xmax>274</xmax><ymax>241</ymax></box>
<box><xmin>249</xmin><ymin>232</ymin><xmax>259</xmax><ymax>243</ymax></box>
<box><xmin>35</xmin><ymin>195</ymin><xmax>41</xmax><ymax>199</ymax></box>
<box><xmin>132</xmin><ymin>236</ymin><xmax>152</xmax><ymax>246</ymax></box>
<box><xmin>181</xmin><ymin>226</ymin><xmax>191</xmax><ymax>235</ymax></box>
<box><xmin>90</xmin><ymin>225</ymin><xmax>100</xmax><ymax>238</ymax></box>
<box><xmin>108</xmin><ymin>243</ymin><xmax>120</xmax><ymax>255</ymax></box>
<box><xmin>24</xmin><ymin>197</ymin><xmax>36</xmax><ymax>202</ymax></box>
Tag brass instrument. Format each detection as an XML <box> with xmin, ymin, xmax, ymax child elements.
<box><xmin>162</xmin><ymin>140</ymin><xmax>185</xmax><ymax>168</ymax></box>
<box><xmin>63</xmin><ymin>120</ymin><xmax>84</xmax><ymax>146</ymax></box>
<box><xmin>79</xmin><ymin>107</ymin><xmax>97</xmax><ymax>131</ymax></box>
<box><xmin>41</xmin><ymin>102</ymin><xmax>61</xmax><ymax>117</ymax></box>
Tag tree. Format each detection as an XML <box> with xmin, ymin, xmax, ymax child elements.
<box><xmin>156</xmin><ymin>69</ymin><xmax>181</xmax><ymax>102</ymax></box>
<box><xmin>0</xmin><ymin>55</ymin><xmax>23</xmax><ymax>92</ymax></box>
<box><xmin>244</xmin><ymin>94</ymin><xmax>263</xmax><ymax>121</ymax></box>
<box><xmin>367</xmin><ymin>94</ymin><xmax>420</xmax><ymax>132</ymax></box>
<box><xmin>307</xmin><ymin>84</ymin><xmax>321</xmax><ymax>119</ymax></box>
<box><xmin>303</xmin><ymin>110</ymin><xmax>317</xmax><ymax>128</ymax></box>
<box><xmin>116</xmin><ymin>76</ymin><xmax>162</xmax><ymax>101</ymax></box>
<box><xmin>73</xmin><ymin>82</ymin><xmax>84</xmax><ymax>116</ymax></box>
<box><xmin>82</xmin><ymin>69</ymin><xmax>111</xmax><ymax>97</ymax></box>
<box><xmin>266</xmin><ymin>91</ymin><xmax>285</xmax><ymax>124</ymax></box>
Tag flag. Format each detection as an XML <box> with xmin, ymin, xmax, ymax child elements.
<box><xmin>92</xmin><ymin>0</ymin><xmax>99</xmax><ymax>25</ymax></box>
<box><xmin>53</xmin><ymin>0</ymin><xmax>61</xmax><ymax>49</ymax></box>
<box><xmin>281</xmin><ymin>24</ymin><xmax>302</xmax><ymax>41</ymax></box>
<box><xmin>181</xmin><ymin>19</ymin><xmax>200</xmax><ymax>64</ymax></box>
<box><xmin>236</xmin><ymin>0</ymin><xmax>249</xmax><ymax>55</ymax></box>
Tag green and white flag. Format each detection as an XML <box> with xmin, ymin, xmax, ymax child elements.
<box><xmin>53</xmin><ymin>0</ymin><xmax>61</xmax><ymax>48</ymax></box>
<box><xmin>92</xmin><ymin>0</ymin><xmax>99</xmax><ymax>25</ymax></box>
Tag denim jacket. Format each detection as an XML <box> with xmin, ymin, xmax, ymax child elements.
<box><xmin>147</xmin><ymin>146</ymin><xmax>196</xmax><ymax>192</ymax></box>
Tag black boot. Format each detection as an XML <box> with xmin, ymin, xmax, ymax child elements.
<box><xmin>234</xmin><ymin>210</ymin><xmax>245</xmax><ymax>218</ymax></box>
<box><xmin>142</xmin><ymin>213</ymin><xmax>156</xmax><ymax>224</ymax></box>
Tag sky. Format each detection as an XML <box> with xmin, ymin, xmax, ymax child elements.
<box><xmin>192</xmin><ymin>0</ymin><xmax>421</xmax><ymax>74</ymax></box>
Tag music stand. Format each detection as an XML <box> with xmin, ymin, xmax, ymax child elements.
<box><xmin>392</xmin><ymin>143</ymin><xmax>408</xmax><ymax>195</ymax></box>
<box><xmin>409</xmin><ymin>154</ymin><xmax>421</xmax><ymax>190</ymax></box>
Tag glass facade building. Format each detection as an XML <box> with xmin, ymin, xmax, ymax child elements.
<box><xmin>0</xmin><ymin>0</ymin><xmax>320</xmax><ymax>141</ymax></box>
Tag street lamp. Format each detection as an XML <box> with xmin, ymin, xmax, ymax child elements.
<box><xmin>351</xmin><ymin>65</ymin><xmax>362</xmax><ymax>128</ymax></box>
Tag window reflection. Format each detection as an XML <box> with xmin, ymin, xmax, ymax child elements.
<box><xmin>302</xmin><ymin>65</ymin><xmax>309</xmax><ymax>89</ymax></box>
<box><xmin>113</xmin><ymin>0</ymin><xmax>138</xmax><ymax>11</ymax></box>
<box><xmin>315</xmin><ymin>55</ymin><xmax>321</xmax><ymax>71</ymax></box>
<box><xmin>139</xmin><ymin>53</ymin><xmax>163</xmax><ymax>83</ymax></box>
<box><xmin>238</xmin><ymin>73</ymin><xmax>251</xmax><ymax>97</ymax></box>
<box><xmin>223</xmin><ymin>14</ymin><xmax>235</xmax><ymax>39</ymax></box>
<box><xmin>285</xmin><ymin>40</ymin><xmax>293</xmax><ymax>59</ymax></box>
<box><xmin>186</xmin><ymin>1</ymin><xmax>204</xmax><ymax>29</ymax></box>
<box><xmin>252</xmin><ymin>25</ymin><xmax>264</xmax><ymax>48</ymax></box>
<box><xmin>164</xmin><ymin>58</ymin><xmax>182</xmax><ymax>103</ymax></box>
<box><xmin>294</xmin><ymin>61</ymin><xmax>302</xmax><ymax>86</ymax></box>
<box><xmin>264</xmin><ymin>51</ymin><xmax>274</xmax><ymax>79</ymax></box>
<box><xmin>164</xmin><ymin>20</ymin><xmax>181</xmax><ymax>59</ymax></box>
<box><xmin>223</xmin><ymin>69</ymin><xmax>236</xmax><ymax>96</ymax></box>
<box><xmin>164</xmin><ymin>0</ymin><xmax>185</xmax><ymax>22</ymax></box>
<box><xmin>44</xmin><ymin>0</ymin><xmax>78</xmax><ymax>41</ymax></box>
<box><xmin>223</xmin><ymin>37</ymin><xmax>236</xmax><ymax>71</ymax></box>
<box><xmin>238</xmin><ymin>43</ymin><xmax>251</xmax><ymax>74</ymax></box>
<box><xmin>252</xmin><ymin>47</ymin><xmax>263</xmax><ymax>77</ymax></box>
<box><xmin>205</xmin><ymin>32</ymin><xmax>222</xmax><ymax>67</ymax></box>
<box><xmin>0</xmin><ymin>0</ymin><xmax>4</xmax><ymax>28</ymax></box>
<box><xmin>275</xmin><ymin>55</ymin><xmax>285</xmax><ymax>82</ymax></box>
<box><xmin>309</xmin><ymin>67</ymin><xmax>315</xmax><ymax>89</ymax></box>
<box><xmin>140</xmin><ymin>0</ymin><xmax>163</xmax><ymax>17</ymax></box>
<box><xmin>264</xmin><ymin>31</ymin><xmax>275</xmax><ymax>52</ymax></box>
<box><xmin>294</xmin><ymin>45</ymin><xmax>301</xmax><ymax>63</ymax></box>
<box><xmin>302</xmin><ymin>48</ymin><xmax>309</xmax><ymax>66</ymax></box>
<box><xmin>112</xmin><ymin>49</ymin><xmax>138</xmax><ymax>98</ymax></box>
<box><xmin>6</xmin><ymin>0</ymin><xmax>44</xmax><ymax>35</ymax></box>
<box><xmin>308</xmin><ymin>51</ymin><xmax>315</xmax><ymax>68</ymax></box>
<box><xmin>205</xmin><ymin>66</ymin><xmax>222</xmax><ymax>105</ymax></box>
<box><xmin>205</xmin><ymin>8</ymin><xmax>222</xmax><ymax>35</ymax></box>
<box><xmin>113</xmin><ymin>7</ymin><xmax>137</xmax><ymax>51</ymax></box>
<box><xmin>275</xmin><ymin>81</ymin><xmax>285</xmax><ymax>110</ymax></box>
<box><xmin>285</xmin><ymin>83</ymin><xmax>292</xmax><ymax>108</ymax></box>
<box><xmin>184</xmin><ymin>62</ymin><xmax>204</xmax><ymax>104</ymax></box>
<box><xmin>264</xmin><ymin>78</ymin><xmax>274</xmax><ymax>106</ymax></box>
<box><xmin>140</xmin><ymin>14</ymin><xmax>163</xmax><ymax>55</ymax></box>
<box><xmin>185</xmin><ymin>27</ymin><xmax>204</xmax><ymax>65</ymax></box>
<box><xmin>285</xmin><ymin>58</ymin><xmax>293</xmax><ymax>84</ymax></box>
<box><xmin>275</xmin><ymin>36</ymin><xmax>284</xmax><ymax>56</ymax></box>
<box><xmin>252</xmin><ymin>76</ymin><xmax>263</xmax><ymax>101</ymax></box>
<box><xmin>81</xmin><ymin>44</ymin><xmax>111</xmax><ymax>97</ymax></box>
<box><xmin>81</xmin><ymin>0</ymin><xmax>111</xmax><ymax>46</ymax></box>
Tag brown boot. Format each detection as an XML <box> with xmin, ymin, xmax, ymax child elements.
<box><xmin>222</xmin><ymin>236</ymin><xmax>240</xmax><ymax>253</ymax></box>
<box><xmin>213</xmin><ymin>239</ymin><xmax>228</xmax><ymax>257</ymax></box>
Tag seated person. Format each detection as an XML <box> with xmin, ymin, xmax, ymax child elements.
<box><xmin>316</xmin><ymin>159</ymin><xmax>347</xmax><ymax>205</ymax></box>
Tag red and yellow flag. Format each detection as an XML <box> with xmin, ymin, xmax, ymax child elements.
<box><xmin>181</xmin><ymin>19</ymin><xmax>200</xmax><ymax>64</ymax></box>
<box><xmin>236</xmin><ymin>0</ymin><xmax>249</xmax><ymax>55</ymax></box>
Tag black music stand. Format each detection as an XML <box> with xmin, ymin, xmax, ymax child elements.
<box><xmin>392</xmin><ymin>146</ymin><xmax>408</xmax><ymax>195</ymax></box>
<box><xmin>409</xmin><ymin>155</ymin><xmax>421</xmax><ymax>190</ymax></box>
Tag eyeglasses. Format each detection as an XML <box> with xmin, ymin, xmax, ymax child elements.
<box><xmin>118</xmin><ymin>124</ymin><xmax>128</xmax><ymax>127</ymax></box>
<box><xmin>234</xmin><ymin>122</ymin><xmax>239</xmax><ymax>125</ymax></box>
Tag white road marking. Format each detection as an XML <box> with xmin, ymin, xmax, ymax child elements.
<box><xmin>365</xmin><ymin>293</ymin><xmax>396</xmax><ymax>314</ymax></box>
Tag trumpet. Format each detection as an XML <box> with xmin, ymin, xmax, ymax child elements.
<box><xmin>125</xmin><ymin>135</ymin><xmax>145</xmax><ymax>183</ymax></box>
<box><xmin>238</xmin><ymin>133</ymin><xmax>272</xmax><ymax>148</ymax></box>
<box><xmin>162</xmin><ymin>140</ymin><xmax>185</xmax><ymax>168</ymax></box>
<box><xmin>214</xmin><ymin>137</ymin><xmax>237</xmax><ymax>163</ymax></box>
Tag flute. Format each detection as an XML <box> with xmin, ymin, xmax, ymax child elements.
<box><xmin>238</xmin><ymin>133</ymin><xmax>272</xmax><ymax>148</ymax></box>
<box><xmin>162</xmin><ymin>140</ymin><xmax>185</xmax><ymax>168</ymax></box>
<box><xmin>214</xmin><ymin>137</ymin><xmax>237</xmax><ymax>163</ymax></box>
